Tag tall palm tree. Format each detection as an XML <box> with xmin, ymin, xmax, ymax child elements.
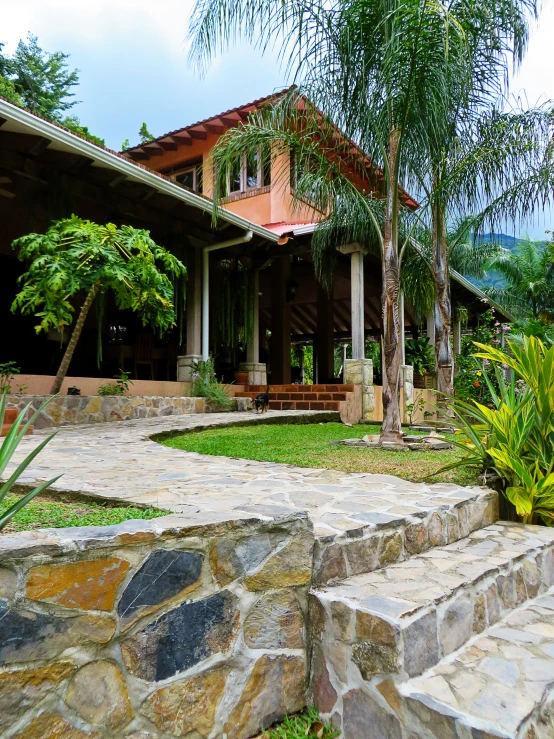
<box><xmin>189</xmin><ymin>0</ymin><xmax>469</xmax><ymax>441</ymax></box>
<box><xmin>413</xmin><ymin>0</ymin><xmax>540</xmax><ymax>396</ymax></box>
<box><xmin>487</xmin><ymin>238</ymin><xmax>554</xmax><ymax>319</ymax></box>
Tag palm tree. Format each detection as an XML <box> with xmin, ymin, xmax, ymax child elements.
<box><xmin>486</xmin><ymin>238</ymin><xmax>554</xmax><ymax>319</ymax></box>
<box><xmin>402</xmin><ymin>219</ymin><xmax>502</xmax><ymax>323</ymax></box>
<box><xmin>189</xmin><ymin>0</ymin><xmax>468</xmax><ymax>442</ymax></box>
<box><xmin>413</xmin><ymin>0</ymin><xmax>540</xmax><ymax>396</ymax></box>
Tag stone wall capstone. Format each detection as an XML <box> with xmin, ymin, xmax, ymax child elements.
<box><xmin>6</xmin><ymin>394</ymin><xmax>252</xmax><ymax>429</ymax></box>
<box><xmin>0</xmin><ymin>511</ymin><xmax>313</xmax><ymax>738</ymax></box>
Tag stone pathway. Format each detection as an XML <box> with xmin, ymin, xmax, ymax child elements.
<box><xmin>7</xmin><ymin>410</ymin><xmax>490</xmax><ymax>543</ymax></box>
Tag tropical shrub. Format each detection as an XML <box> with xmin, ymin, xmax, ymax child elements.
<box><xmin>454</xmin><ymin>308</ymin><xmax>510</xmax><ymax>403</ymax></box>
<box><xmin>405</xmin><ymin>337</ymin><xmax>435</xmax><ymax>376</ymax></box>
<box><xmin>0</xmin><ymin>362</ymin><xmax>20</xmax><ymax>395</ymax></box>
<box><xmin>439</xmin><ymin>336</ymin><xmax>554</xmax><ymax>525</ymax></box>
<box><xmin>98</xmin><ymin>370</ymin><xmax>134</xmax><ymax>397</ymax></box>
<box><xmin>0</xmin><ymin>395</ymin><xmax>61</xmax><ymax>531</ymax></box>
<box><xmin>191</xmin><ymin>358</ymin><xmax>232</xmax><ymax>409</ymax></box>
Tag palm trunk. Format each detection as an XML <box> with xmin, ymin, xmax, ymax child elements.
<box><xmin>432</xmin><ymin>200</ymin><xmax>453</xmax><ymax>396</ymax></box>
<box><xmin>50</xmin><ymin>284</ymin><xmax>100</xmax><ymax>395</ymax></box>
<box><xmin>380</xmin><ymin>130</ymin><xmax>403</xmax><ymax>443</ymax></box>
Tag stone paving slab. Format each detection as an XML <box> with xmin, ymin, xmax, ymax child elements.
<box><xmin>5</xmin><ymin>410</ymin><xmax>494</xmax><ymax>546</ymax></box>
<box><xmin>401</xmin><ymin>588</ymin><xmax>554</xmax><ymax>738</ymax></box>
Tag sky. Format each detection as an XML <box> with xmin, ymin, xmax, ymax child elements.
<box><xmin>2</xmin><ymin>0</ymin><xmax>554</xmax><ymax>238</ymax></box>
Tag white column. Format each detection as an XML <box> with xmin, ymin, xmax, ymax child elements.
<box><xmin>426</xmin><ymin>311</ymin><xmax>436</xmax><ymax>345</ymax></box>
<box><xmin>202</xmin><ymin>249</ymin><xmax>210</xmax><ymax>361</ymax></box>
<box><xmin>400</xmin><ymin>291</ymin><xmax>406</xmax><ymax>366</ymax></box>
<box><xmin>246</xmin><ymin>270</ymin><xmax>260</xmax><ymax>364</ymax></box>
<box><xmin>453</xmin><ymin>320</ymin><xmax>462</xmax><ymax>355</ymax></box>
<box><xmin>186</xmin><ymin>249</ymin><xmax>202</xmax><ymax>356</ymax></box>
<box><xmin>351</xmin><ymin>249</ymin><xmax>365</xmax><ymax>359</ymax></box>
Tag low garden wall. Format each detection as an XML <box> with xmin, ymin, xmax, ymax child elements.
<box><xmin>6</xmin><ymin>394</ymin><xmax>252</xmax><ymax>428</ymax></box>
<box><xmin>0</xmin><ymin>511</ymin><xmax>313</xmax><ymax>738</ymax></box>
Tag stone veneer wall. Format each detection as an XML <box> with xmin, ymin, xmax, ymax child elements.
<box><xmin>0</xmin><ymin>512</ymin><xmax>313</xmax><ymax>739</ymax></box>
<box><xmin>6</xmin><ymin>394</ymin><xmax>252</xmax><ymax>429</ymax></box>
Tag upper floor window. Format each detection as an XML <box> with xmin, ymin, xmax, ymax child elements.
<box><xmin>174</xmin><ymin>162</ymin><xmax>203</xmax><ymax>194</ymax></box>
<box><xmin>225</xmin><ymin>146</ymin><xmax>271</xmax><ymax>196</ymax></box>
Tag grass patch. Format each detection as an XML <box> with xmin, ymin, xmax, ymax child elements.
<box><xmin>162</xmin><ymin>422</ymin><xmax>478</xmax><ymax>485</ymax></box>
<box><xmin>0</xmin><ymin>493</ymin><xmax>167</xmax><ymax>533</ymax></box>
<box><xmin>257</xmin><ymin>708</ymin><xmax>339</xmax><ymax>738</ymax></box>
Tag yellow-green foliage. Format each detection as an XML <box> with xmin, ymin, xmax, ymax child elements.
<box><xmin>441</xmin><ymin>336</ymin><xmax>554</xmax><ymax>525</ymax></box>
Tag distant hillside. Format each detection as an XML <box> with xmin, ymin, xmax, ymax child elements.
<box><xmin>468</xmin><ymin>233</ymin><xmax>547</xmax><ymax>290</ymax></box>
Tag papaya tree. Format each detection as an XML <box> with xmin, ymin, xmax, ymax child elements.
<box><xmin>11</xmin><ymin>216</ymin><xmax>186</xmax><ymax>394</ymax></box>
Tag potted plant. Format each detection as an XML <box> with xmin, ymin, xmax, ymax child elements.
<box><xmin>233</xmin><ymin>363</ymin><xmax>249</xmax><ymax>385</ymax></box>
<box><xmin>405</xmin><ymin>338</ymin><xmax>436</xmax><ymax>389</ymax></box>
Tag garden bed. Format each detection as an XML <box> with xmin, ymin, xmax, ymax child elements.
<box><xmin>161</xmin><ymin>421</ymin><xmax>477</xmax><ymax>485</ymax></box>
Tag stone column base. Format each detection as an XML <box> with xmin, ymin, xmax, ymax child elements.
<box><xmin>344</xmin><ymin>358</ymin><xmax>375</xmax><ymax>423</ymax></box>
<box><xmin>242</xmin><ymin>363</ymin><xmax>267</xmax><ymax>387</ymax></box>
<box><xmin>177</xmin><ymin>355</ymin><xmax>201</xmax><ymax>382</ymax></box>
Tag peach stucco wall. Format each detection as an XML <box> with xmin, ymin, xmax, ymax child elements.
<box><xmin>146</xmin><ymin>136</ymin><xmax>322</xmax><ymax>227</ymax></box>
<box><xmin>13</xmin><ymin>375</ymin><xmax>192</xmax><ymax>398</ymax></box>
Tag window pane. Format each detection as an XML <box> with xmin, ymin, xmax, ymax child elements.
<box><xmin>176</xmin><ymin>169</ymin><xmax>195</xmax><ymax>190</ymax></box>
<box><xmin>262</xmin><ymin>144</ymin><xmax>271</xmax><ymax>187</ymax></box>
<box><xmin>246</xmin><ymin>150</ymin><xmax>258</xmax><ymax>188</ymax></box>
<box><xmin>230</xmin><ymin>159</ymin><xmax>241</xmax><ymax>192</ymax></box>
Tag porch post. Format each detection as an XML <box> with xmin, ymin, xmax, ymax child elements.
<box><xmin>400</xmin><ymin>291</ymin><xmax>406</xmax><ymax>366</ymax></box>
<box><xmin>246</xmin><ymin>270</ymin><xmax>260</xmax><ymax>364</ymax></box>
<box><xmin>244</xmin><ymin>269</ymin><xmax>267</xmax><ymax>386</ymax></box>
<box><xmin>453</xmin><ymin>319</ymin><xmax>462</xmax><ymax>356</ymax></box>
<box><xmin>271</xmin><ymin>256</ymin><xmax>291</xmax><ymax>384</ymax></box>
<box><xmin>316</xmin><ymin>283</ymin><xmax>335</xmax><ymax>384</ymax></box>
<box><xmin>426</xmin><ymin>311</ymin><xmax>436</xmax><ymax>345</ymax></box>
<box><xmin>453</xmin><ymin>319</ymin><xmax>462</xmax><ymax>377</ymax></box>
<box><xmin>177</xmin><ymin>248</ymin><xmax>202</xmax><ymax>382</ymax></box>
<box><xmin>339</xmin><ymin>243</ymin><xmax>365</xmax><ymax>360</ymax></box>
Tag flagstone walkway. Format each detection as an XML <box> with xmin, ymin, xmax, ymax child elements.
<box><xmin>7</xmin><ymin>410</ymin><xmax>494</xmax><ymax>542</ymax></box>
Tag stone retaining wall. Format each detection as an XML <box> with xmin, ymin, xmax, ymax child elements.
<box><xmin>0</xmin><ymin>511</ymin><xmax>313</xmax><ymax>738</ymax></box>
<box><xmin>6</xmin><ymin>394</ymin><xmax>252</xmax><ymax>429</ymax></box>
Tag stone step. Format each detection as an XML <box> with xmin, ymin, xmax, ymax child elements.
<box><xmin>400</xmin><ymin>587</ymin><xmax>554</xmax><ymax>738</ymax></box>
<box><xmin>309</xmin><ymin>522</ymin><xmax>554</xmax><ymax>737</ymax></box>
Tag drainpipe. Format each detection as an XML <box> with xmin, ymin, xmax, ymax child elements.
<box><xmin>202</xmin><ymin>231</ymin><xmax>254</xmax><ymax>361</ymax></box>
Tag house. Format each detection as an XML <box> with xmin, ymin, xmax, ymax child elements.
<box><xmin>0</xmin><ymin>94</ymin><xmax>500</xmax><ymax>416</ymax></box>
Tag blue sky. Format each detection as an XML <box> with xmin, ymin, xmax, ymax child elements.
<box><xmin>3</xmin><ymin>0</ymin><xmax>554</xmax><ymax>238</ymax></box>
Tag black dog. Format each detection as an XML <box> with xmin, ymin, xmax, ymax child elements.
<box><xmin>253</xmin><ymin>385</ymin><xmax>270</xmax><ymax>413</ymax></box>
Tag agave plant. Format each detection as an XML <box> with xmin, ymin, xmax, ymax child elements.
<box><xmin>437</xmin><ymin>336</ymin><xmax>554</xmax><ymax>525</ymax></box>
<box><xmin>0</xmin><ymin>395</ymin><xmax>62</xmax><ymax>531</ymax></box>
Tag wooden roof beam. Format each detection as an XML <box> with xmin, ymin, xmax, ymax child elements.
<box><xmin>188</xmin><ymin>129</ymin><xmax>208</xmax><ymax>140</ymax></box>
<box><xmin>170</xmin><ymin>135</ymin><xmax>193</xmax><ymax>146</ymax></box>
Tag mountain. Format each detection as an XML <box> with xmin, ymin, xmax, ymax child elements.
<box><xmin>468</xmin><ymin>233</ymin><xmax>547</xmax><ymax>290</ymax></box>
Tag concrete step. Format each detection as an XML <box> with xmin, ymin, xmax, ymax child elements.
<box><xmin>400</xmin><ymin>587</ymin><xmax>554</xmax><ymax>738</ymax></box>
<box><xmin>309</xmin><ymin>522</ymin><xmax>554</xmax><ymax>737</ymax></box>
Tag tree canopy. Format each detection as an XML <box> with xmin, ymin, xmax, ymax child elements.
<box><xmin>12</xmin><ymin>216</ymin><xmax>186</xmax><ymax>393</ymax></box>
<box><xmin>0</xmin><ymin>34</ymin><xmax>104</xmax><ymax>146</ymax></box>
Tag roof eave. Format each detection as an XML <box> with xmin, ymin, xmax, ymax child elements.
<box><xmin>0</xmin><ymin>99</ymin><xmax>280</xmax><ymax>245</ymax></box>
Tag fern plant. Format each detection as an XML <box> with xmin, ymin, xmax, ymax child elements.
<box><xmin>0</xmin><ymin>395</ymin><xmax>62</xmax><ymax>531</ymax></box>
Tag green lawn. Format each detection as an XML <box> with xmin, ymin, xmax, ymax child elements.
<box><xmin>162</xmin><ymin>422</ymin><xmax>477</xmax><ymax>485</ymax></box>
<box><xmin>0</xmin><ymin>494</ymin><xmax>166</xmax><ymax>533</ymax></box>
